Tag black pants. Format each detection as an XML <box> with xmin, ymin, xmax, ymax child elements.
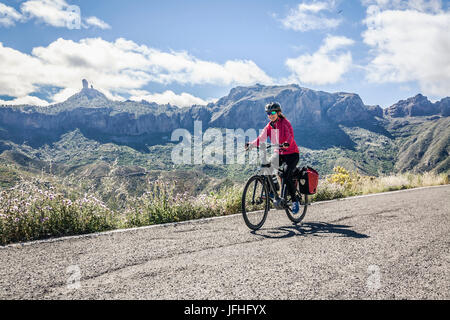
<box><xmin>279</xmin><ymin>153</ymin><xmax>299</xmax><ymax>202</ymax></box>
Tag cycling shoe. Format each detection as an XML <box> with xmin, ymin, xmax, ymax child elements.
<box><xmin>292</xmin><ymin>201</ymin><xmax>300</xmax><ymax>214</ymax></box>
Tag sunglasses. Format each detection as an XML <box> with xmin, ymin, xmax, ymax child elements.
<box><xmin>266</xmin><ymin>111</ymin><xmax>277</xmax><ymax>116</ymax></box>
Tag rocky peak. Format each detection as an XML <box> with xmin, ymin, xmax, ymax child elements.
<box><xmin>208</xmin><ymin>84</ymin><xmax>376</xmax><ymax>129</ymax></box>
<box><xmin>326</xmin><ymin>93</ymin><xmax>373</xmax><ymax>123</ymax></box>
<box><xmin>65</xmin><ymin>80</ymin><xmax>109</xmax><ymax>104</ymax></box>
<box><xmin>366</xmin><ymin>105</ymin><xmax>383</xmax><ymax>118</ymax></box>
<box><xmin>384</xmin><ymin>94</ymin><xmax>441</xmax><ymax>117</ymax></box>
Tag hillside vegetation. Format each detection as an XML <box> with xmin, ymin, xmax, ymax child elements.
<box><xmin>388</xmin><ymin>117</ymin><xmax>450</xmax><ymax>173</ymax></box>
<box><xmin>0</xmin><ymin>162</ymin><xmax>447</xmax><ymax>245</ymax></box>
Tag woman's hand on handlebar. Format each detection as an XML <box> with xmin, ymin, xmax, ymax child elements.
<box><xmin>280</xmin><ymin>142</ymin><xmax>290</xmax><ymax>149</ymax></box>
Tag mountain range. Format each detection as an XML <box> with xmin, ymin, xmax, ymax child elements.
<box><xmin>0</xmin><ymin>80</ymin><xmax>448</xmax><ymax>192</ymax></box>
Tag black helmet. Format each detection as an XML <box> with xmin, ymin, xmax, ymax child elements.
<box><xmin>265</xmin><ymin>102</ymin><xmax>282</xmax><ymax>113</ymax></box>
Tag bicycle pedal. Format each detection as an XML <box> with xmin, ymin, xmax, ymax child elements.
<box><xmin>274</xmin><ymin>198</ymin><xmax>287</xmax><ymax>210</ymax></box>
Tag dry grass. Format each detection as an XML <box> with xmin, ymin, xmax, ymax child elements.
<box><xmin>0</xmin><ymin>166</ymin><xmax>448</xmax><ymax>245</ymax></box>
<box><xmin>312</xmin><ymin>167</ymin><xmax>448</xmax><ymax>202</ymax></box>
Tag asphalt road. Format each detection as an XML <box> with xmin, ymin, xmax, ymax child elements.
<box><xmin>0</xmin><ymin>185</ymin><xmax>449</xmax><ymax>300</ymax></box>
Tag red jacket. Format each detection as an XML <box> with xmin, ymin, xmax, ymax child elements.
<box><xmin>250</xmin><ymin>117</ymin><xmax>299</xmax><ymax>155</ymax></box>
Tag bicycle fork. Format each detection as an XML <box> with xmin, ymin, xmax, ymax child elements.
<box><xmin>252</xmin><ymin>179</ymin><xmax>265</xmax><ymax>205</ymax></box>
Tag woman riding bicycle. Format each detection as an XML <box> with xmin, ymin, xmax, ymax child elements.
<box><xmin>245</xmin><ymin>102</ymin><xmax>301</xmax><ymax>213</ymax></box>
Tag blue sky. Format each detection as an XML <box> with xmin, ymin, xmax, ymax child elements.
<box><xmin>0</xmin><ymin>0</ymin><xmax>449</xmax><ymax>108</ymax></box>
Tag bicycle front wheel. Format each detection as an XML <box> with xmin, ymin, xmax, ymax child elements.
<box><xmin>242</xmin><ymin>176</ymin><xmax>269</xmax><ymax>230</ymax></box>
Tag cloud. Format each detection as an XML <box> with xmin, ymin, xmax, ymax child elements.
<box><xmin>362</xmin><ymin>0</ymin><xmax>450</xmax><ymax>96</ymax></box>
<box><xmin>0</xmin><ymin>2</ymin><xmax>22</xmax><ymax>27</ymax></box>
<box><xmin>0</xmin><ymin>0</ymin><xmax>110</xmax><ymax>30</ymax></box>
<box><xmin>141</xmin><ymin>48</ymin><xmax>273</xmax><ymax>86</ymax></box>
<box><xmin>0</xmin><ymin>42</ymin><xmax>43</xmax><ymax>97</ymax></box>
<box><xmin>84</xmin><ymin>16</ymin><xmax>111</xmax><ymax>29</ymax></box>
<box><xmin>0</xmin><ymin>95</ymin><xmax>50</xmax><ymax>106</ymax></box>
<box><xmin>362</xmin><ymin>0</ymin><xmax>443</xmax><ymax>13</ymax></box>
<box><xmin>51</xmin><ymin>87</ymin><xmax>78</xmax><ymax>103</ymax></box>
<box><xmin>281</xmin><ymin>0</ymin><xmax>342</xmax><ymax>31</ymax></box>
<box><xmin>285</xmin><ymin>35</ymin><xmax>354</xmax><ymax>85</ymax></box>
<box><xmin>129</xmin><ymin>90</ymin><xmax>213</xmax><ymax>107</ymax></box>
<box><xmin>0</xmin><ymin>37</ymin><xmax>272</xmax><ymax>105</ymax></box>
<box><xmin>20</xmin><ymin>0</ymin><xmax>81</xmax><ymax>29</ymax></box>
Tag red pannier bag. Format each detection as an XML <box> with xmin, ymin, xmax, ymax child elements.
<box><xmin>296</xmin><ymin>166</ymin><xmax>319</xmax><ymax>195</ymax></box>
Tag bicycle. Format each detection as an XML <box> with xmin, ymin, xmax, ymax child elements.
<box><xmin>242</xmin><ymin>143</ymin><xmax>309</xmax><ymax>231</ymax></box>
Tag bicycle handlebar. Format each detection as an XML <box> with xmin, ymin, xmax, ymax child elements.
<box><xmin>245</xmin><ymin>142</ymin><xmax>290</xmax><ymax>151</ymax></box>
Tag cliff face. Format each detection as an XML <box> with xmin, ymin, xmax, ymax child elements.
<box><xmin>207</xmin><ymin>84</ymin><xmax>376</xmax><ymax>129</ymax></box>
<box><xmin>0</xmin><ymin>83</ymin><xmax>448</xmax><ymax>142</ymax></box>
<box><xmin>0</xmin><ymin>106</ymin><xmax>214</xmax><ymax>136</ymax></box>
<box><xmin>383</xmin><ymin>94</ymin><xmax>446</xmax><ymax>118</ymax></box>
<box><xmin>1</xmin><ymin>82</ymin><xmax>449</xmax><ymax>175</ymax></box>
<box><xmin>0</xmin><ymin>90</ymin><xmax>213</xmax><ymax>137</ymax></box>
<box><xmin>0</xmin><ymin>84</ymin><xmax>379</xmax><ymax>137</ymax></box>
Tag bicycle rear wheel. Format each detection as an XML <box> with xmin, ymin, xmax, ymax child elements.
<box><xmin>285</xmin><ymin>181</ymin><xmax>308</xmax><ymax>224</ymax></box>
<box><xmin>242</xmin><ymin>176</ymin><xmax>269</xmax><ymax>230</ymax></box>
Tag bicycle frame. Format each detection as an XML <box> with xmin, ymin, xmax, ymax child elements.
<box><xmin>252</xmin><ymin>143</ymin><xmax>291</xmax><ymax>208</ymax></box>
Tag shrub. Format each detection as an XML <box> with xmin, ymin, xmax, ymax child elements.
<box><xmin>123</xmin><ymin>180</ymin><xmax>243</xmax><ymax>228</ymax></box>
<box><xmin>311</xmin><ymin>180</ymin><xmax>346</xmax><ymax>202</ymax></box>
<box><xmin>1</xmin><ymin>167</ymin><xmax>448</xmax><ymax>245</ymax></box>
<box><xmin>0</xmin><ymin>180</ymin><xmax>118</xmax><ymax>245</ymax></box>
